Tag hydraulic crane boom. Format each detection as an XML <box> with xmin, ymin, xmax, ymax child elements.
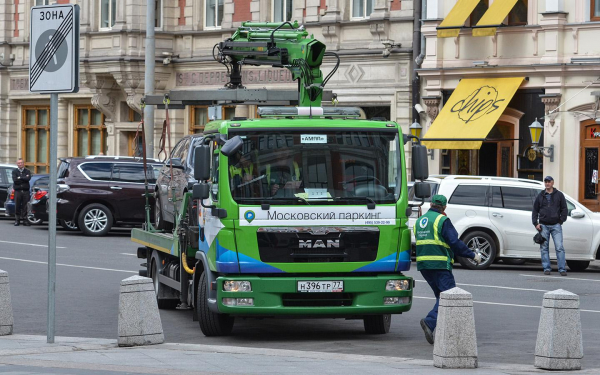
<box><xmin>214</xmin><ymin>21</ymin><xmax>339</xmax><ymax>107</ymax></box>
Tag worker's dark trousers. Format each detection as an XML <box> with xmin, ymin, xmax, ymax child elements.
<box><xmin>420</xmin><ymin>269</ymin><xmax>456</xmax><ymax>331</ymax></box>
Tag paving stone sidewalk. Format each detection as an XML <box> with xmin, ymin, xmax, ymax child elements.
<box><xmin>0</xmin><ymin>335</ymin><xmax>597</xmax><ymax>375</ymax></box>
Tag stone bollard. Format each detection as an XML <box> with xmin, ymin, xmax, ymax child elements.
<box><xmin>0</xmin><ymin>270</ymin><xmax>13</xmax><ymax>336</ymax></box>
<box><xmin>433</xmin><ymin>287</ymin><xmax>478</xmax><ymax>369</ymax></box>
<box><xmin>535</xmin><ymin>289</ymin><xmax>583</xmax><ymax>370</ymax></box>
<box><xmin>118</xmin><ymin>275</ymin><xmax>164</xmax><ymax>347</ymax></box>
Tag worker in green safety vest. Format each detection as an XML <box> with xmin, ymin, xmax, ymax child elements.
<box><xmin>414</xmin><ymin>194</ymin><xmax>482</xmax><ymax>345</ymax></box>
<box><xmin>230</xmin><ymin>153</ymin><xmax>263</xmax><ymax>198</ymax></box>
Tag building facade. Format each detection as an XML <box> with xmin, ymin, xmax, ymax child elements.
<box><xmin>417</xmin><ymin>0</ymin><xmax>600</xmax><ymax>211</ymax></box>
<box><xmin>0</xmin><ymin>0</ymin><xmax>417</xmax><ymax>175</ymax></box>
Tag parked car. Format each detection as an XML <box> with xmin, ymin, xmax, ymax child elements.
<box><xmin>154</xmin><ymin>134</ymin><xmax>204</xmax><ymax>230</ymax></box>
<box><xmin>56</xmin><ymin>156</ymin><xmax>163</xmax><ymax>236</ymax></box>
<box><xmin>408</xmin><ymin>175</ymin><xmax>600</xmax><ymax>271</ymax></box>
<box><xmin>4</xmin><ymin>174</ymin><xmax>49</xmax><ymax>225</ymax></box>
<box><xmin>0</xmin><ymin>163</ymin><xmax>16</xmax><ymax>215</ymax></box>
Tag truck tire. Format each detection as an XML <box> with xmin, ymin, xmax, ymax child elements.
<box><xmin>198</xmin><ymin>272</ymin><xmax>234</xmax><ymax>336</ymax></box>
<box><xmin>567</xmin><ymin>260</ymin><xmax>590</xmax><ymax>272</ymax></box>
<box><xmin>151</xmin><ymin>259</ymin><xmax>178</xmax><ymax>309</ymax></box>
<box><xmin>363</xmin><ymin>314</ymin><xmax>391</xmax><ymax>334</ymax></box>
<box><xmin>78</xmin><ymin>203</ymin><xmax>113</xmax><ymax>236</ymax></box>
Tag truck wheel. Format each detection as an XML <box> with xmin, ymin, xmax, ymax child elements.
<box><xmin>364</xmin><ymin>314</ymin><xmax>391</xmax><ymax>334</ymax></box>
<box><xmin>567</xmin><ymin>260</ymin><xmax>590</xmax><ymax>272</ymax></box>
<box><xmin>78</xmin><ymin>203</ymin><xmax>113</xmax><ymax>236</ymax></box>
<box><xmin>151</xmin><ymin>259</ymin><xmax>178</xmax><ymax>309</ymax></box>
<box><xmin>198</xmin><ymin>272</ymin><xmax>234</xmax><ymax>336</ymax></box>
<box><xmin>458</xmin><ymin>231</ymin><xmax>497</xmax><ymax>270</ymax></box>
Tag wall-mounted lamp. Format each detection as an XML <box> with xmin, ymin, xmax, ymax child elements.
<box><xmin>409</xmin><ymin>121</ymin><xmax>434</xmax><ymax>160</ymax></box>
<box><xmin>0</xmin><ymin>53</ymin><xmax>15</xmax><ymax>67</ymax></box>
<box><xmin>162</xmin><ymin>51</ymin><xmax>179</xmax><ymax>65</ymax></box>
<box><xmin>529</xmin><ymin>118</ymin><xmax>553</xmax><ymax>162</ymax></box>
<box><xmin>381</xmin><ymin>40</ymin><xmax>401</xmax><ymax>59</ymax></box>
<box><xmin>472</xmin><ymin>60</ymin><xmax>489</xmax><ymax>67</ymax></box>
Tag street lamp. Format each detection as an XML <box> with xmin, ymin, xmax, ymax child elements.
<box><xmin>408</xmin><ymin>121</ymin><xmax>434</xmax><ymax>160</ymax></box>
<box><xmin>528</xmin><ymin>118</ymin><xmax>554</xmax><ymax>162</ymax></box>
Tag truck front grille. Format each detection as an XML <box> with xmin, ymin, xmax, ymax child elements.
<box><xmin>282</xmin><ymin>293</ymin><xmax>354</xmax><ymax>307</ymax></box>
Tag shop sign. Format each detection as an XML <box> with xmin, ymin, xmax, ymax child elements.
<box><xmin>176</xmin><ymin>69</ymin><xmax>294</xmax><ymax>87</ymax></box>
<box><xmin>589</xmin><ymin>127</ymin><xmax>600</xmax><ymax>139</ymax></box>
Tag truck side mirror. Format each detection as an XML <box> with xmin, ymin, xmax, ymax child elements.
<box><xmin>412</xmin><ymin>144</ymin><xmax>429</xmax><ymax>181</ymax></box>
<box><xmin>413</xmin><ymin>182</ymin><xmax>431</xmax><ymax>199</ymax></box>
<box><xmin>194</xmin><ymin>145</ymin><xmax>211</xmax><ymax>181</ymax></box>
<box><xmin>220</xmin><ymin>136</ymin><xmax>243</xmax><ymax>157</ymax></box>
<box><xmin>192</xmin><ymin>183</ymin><xmax>210</xmax><ymax>200</ymax></box>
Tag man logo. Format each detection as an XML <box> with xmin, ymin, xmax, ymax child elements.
<box><xmin>244</xmin><ymin>210</ymin><xmax>255</xmax><ymax>223</ymax></box>
<box><xmin>299</xmin><ymin>239</ymin><xmax>340</xmax><ymax>249</ymax></box>
<box><xmin>419</xmin><ymin>217</ymin><xmax>429</xmax><ymax>229</ymax></box>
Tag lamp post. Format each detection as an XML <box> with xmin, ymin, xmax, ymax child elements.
<box><xmin>528</xmin><ymin>118</ymin><xmax>554</xmax><ymax>162</ymax></box>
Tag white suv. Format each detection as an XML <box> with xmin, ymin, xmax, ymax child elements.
<box><xmin>408</xmin><ymin>175</ymin><xmax>600</xmax><ymax>271</ymax></box>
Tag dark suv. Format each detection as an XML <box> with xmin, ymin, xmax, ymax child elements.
<box><xmin>154</xmin><ymin>134</ymin><xmax>204</xmax><ymax>230</ymax></box>
<box><xmin>56</xmin><ymin>156</ymin><xmax>163</xmax><ymax>236</ymax></box>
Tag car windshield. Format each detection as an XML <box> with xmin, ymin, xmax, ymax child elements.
<box><xmin>227</xmin><ymin>130</ymin><xmax>401</xmax><ymax>205</ymax></box>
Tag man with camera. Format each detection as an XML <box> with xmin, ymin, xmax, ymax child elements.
<box><xmin>532</xmin><ymin>176</ymin><xmax>568</xmax><ymax>276</ymax></box>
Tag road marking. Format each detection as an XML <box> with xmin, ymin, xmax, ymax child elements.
<box><xmin>0</xmin><ymin>256</ymin><xmax>137</xmax><ymax>274</ymax></box>
<box><xmin>414</xmin><ymin>279</ymin><xmax>549</xmax><ymax>292</ymax></box>
<box><xmin>520</xmin><ymin>274</ymin><xmax>600</xmax><ymax>283</ymax></box>
<box><xmin>120</xmin><ymin>253</ymin><xmax>137</xmax><ymax>257</ymax></box>
<box><xmin>413</xmin><ymin>296</ymin><xmax>600</xmax><ymax>313</ymax></box>
<box><xmin>0</xmin><ymin>240</ymin><xmax>66</xmax><ymax>249</ymax></box>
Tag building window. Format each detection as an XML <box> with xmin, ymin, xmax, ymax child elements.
<box><xmin>191</xmin><ymin>106</ymin><xmax>209</xmax><ymax>134</ymax></box>
<box><xmin>155</xmin><ymin>0</ymin><xmax>163</xmax><ymax>28</ymax></box>
<box><xmin>75</xmin><ymin>106</ymin><xmax>107</xmax><ymax>156</ymax></box>
<box><xmin>100</xmin><ymin>0</ymin><xmax>117</xmax><ymax>30</ymax></box>
<box><xmin>273</xmin><ymin>0</ymin><xmax>293</xmax><ymax>22</ymax></box>
<box><xmin>22</xmin><ymin>106</ymin><xmax>49</xmax><ymax>174</ymax></box>
<box><xmin>469</xmin><ymin>0</ymin><xmax>488</xmax><ymax>26</ymax></box>
<box><xmin>592</xmin><ymin>0</ymin><xmax>600</xmax><ymax>21</ymax></box>
<box><xmin>206</xmin><ymin>0</ymin><xmax>224</xmax><ymax>28</ymax></box>
<box><xmin>35</xmin><ymin>0</ymin><xmax>49</xmax><ymax>5</ymax></box>
<box><xmin>508</xmin><ymin>0</ymin><xmax>527</xmax><ymax>26</ymax></box>
<box><xmin>351</xmin><ymin>0</ymin><xmax>374</xmax><ymax>19</ymax></box>
<box><xmin>129</xmin><ymin>108</ymin><xmax>142</xmax><ymax>123</ymax></box>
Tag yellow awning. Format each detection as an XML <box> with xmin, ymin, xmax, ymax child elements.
<box><xmin>422</xmin><ymin>77</ymin><xmax>524</xmax><ymax>150</ymax></box>
<box><xmin>473</xmin><ymin>0</ymin><xmax>519</xmax><ymax>36</ymax></box>
<box><xmin>437</xmin><ymin>0</ymin><xmax>481</xmax><ymax>38</ymax></box>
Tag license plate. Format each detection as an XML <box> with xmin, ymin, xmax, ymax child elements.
<box><xmin>297</xmin><ymin>280</ymin><xmax>343</xmax><ymax>293</ymax></box>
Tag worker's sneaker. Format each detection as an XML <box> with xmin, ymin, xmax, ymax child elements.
<box><xmin>560</xmin><ymin>271</ymin><xmax>567</xmax><ymax>276</ymax></box>
<box><xmin>544</xmin><ymin>270</ymin><xmax>551</xmax><ymax>275</ymax></box>
<box><xmin>420</xmin><ymin>319</ymin><xmax>434</xmax><ymax>345</ymax></box>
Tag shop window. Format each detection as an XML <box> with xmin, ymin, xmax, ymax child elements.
<box><xmin>508</xmin><ymin>0</ymin><xmax>527</xmax><ymax>26</ymax></box>
<box><xmin>75</xmin><ymin>106</ymin><xmax>107</xmax><ymax>157</ymax></box>
<box><xmin>206</xmin><ymin>0</ymin><xmax>224</xmax><ymax>28</ymax></box>
<box><xmin>593</xmin><ymin>0</ymin><xmax>600</xmax><ymax>21</ymax></box>
<box><xmin>100</xmin><ymin>0</ymin><xmax>117</xmax><ymax>30</ymax></box>
<box><xmin>469</xmin><ymin>0</ymin><xmax>488</xmax><ymax>26</ymax></box>
<box><xmin>440</xmin><ymin>149</ymin><xmax>451</xmax><ymax>174</ymax></box>
<box><xmin>351</xmin><ymin>0</ymin><xmax>374</xmax><ymax>19</ymax></box>
<box><xmin>22</xmin><ymin>106</ymin><xmax>49</xmax><ymax>174</ymax></box>
<box><xmin>273</xmin><ymin>0</ymin><xmax>293</xmax><ymax>22</ymax></box>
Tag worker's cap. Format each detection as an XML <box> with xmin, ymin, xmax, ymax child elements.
<box><xmin>431</xmin><ymin>194</ymin><xmax>447</xmax><ymax>206</ymax></box>
<box><xmin>544</xmin><ymin>176</ymin><xmax>554</xmax><ymax>182</ymax></box>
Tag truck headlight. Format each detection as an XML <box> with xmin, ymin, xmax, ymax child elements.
<box><xmin>223</xmin><ymin>280</ymin><xmax>252</xmax><ymax>292</ymax></box>
<box><xmin>386</xmin><ymin>279</ymin><xmax>410</xmax><ymax>291</ymax></box>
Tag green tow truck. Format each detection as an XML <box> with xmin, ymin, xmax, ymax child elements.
<box><xmin>132</xmin><ymin>21</ymin><xmax>431</xmax><ymax>336</ymax></box>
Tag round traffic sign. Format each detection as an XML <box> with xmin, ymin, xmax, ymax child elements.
<box><xmin>34</xmin><ymin>29</ymin><xmax>68</xmax><ymax>72</ymax></box>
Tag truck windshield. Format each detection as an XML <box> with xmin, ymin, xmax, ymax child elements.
<box><xmin>228</xmin><ymin>130</ymin><xmax>401</xmax><ymax>205</ymax></box>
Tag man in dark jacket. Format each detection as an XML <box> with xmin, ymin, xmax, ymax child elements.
<box><xmin>414</xmin><ymin>195</ymin><xmax>481</xmax><ymax>344</ymax></box>
<box><xmin>532</xmin><ymin>176</ymin><xmax>568</xmax><ymax>276</ymax></box>
<box><xmin>12</xmin><ymin>158</ymin><xmax>32</xmax><ymax>226</ymax></box>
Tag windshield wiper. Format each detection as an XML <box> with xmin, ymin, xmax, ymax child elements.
<box><xmin>309</xmin><ymin>196</ymin><xmax>377</xmax><ymax>209</ymax></box>
<box><xmin>238</xmin><ymin>196</ymin><xmax>311</xmax><ymax>209</ymax></box>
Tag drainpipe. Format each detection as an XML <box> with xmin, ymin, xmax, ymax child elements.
<box><xmin>412</xmin><ymin>0</ymin><xmax>426</xmax><ymax>123</ymax></box>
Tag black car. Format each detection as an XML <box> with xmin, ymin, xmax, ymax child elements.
<box><xmin>154</xmin><ymin>134</ymin><xmax>204</xmax><ymax>230</ymax></box>
<box><xmin>0</xmin><ymin>163</ymin><xmax>16</xmax><ymax>215</ymax></box>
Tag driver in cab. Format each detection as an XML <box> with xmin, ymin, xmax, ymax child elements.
<box><xmin>230</xmin><ymin>153</ymin><xmax>263</xmax><ymax>198</ymax></box>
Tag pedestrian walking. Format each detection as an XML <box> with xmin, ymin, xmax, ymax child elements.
<box><xmin>532</xmin><ymin>176</ymin><xmax>568</xmax><ymax>276</ymax></box>
<box><xmin>12</xmin><ymin>158</ymin><xmax>31</xmax><ymax>226</ymax></box>
<box><xmin>414</xmin><ymin>194</ymin><xmax>481</xmax><ymax>344</ymax></box>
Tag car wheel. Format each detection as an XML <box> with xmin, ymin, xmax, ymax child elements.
<box><xmin>197</xmin><ymin>272</ymin><xmax>234</xmax><ymax>336</ymax></box>
<box><xmin>151</xmin><ymin>259</ymin><xmax>179</xmax><ymax>309</ymax></box>
<box><xmin>78</xmin><ymin>203</ymin><xmax>113</xmax><ymax>236</ymax></box>
<box><xmin>27</xmin><ymin>214</ymin><xmax>43</xmax><ymax>225</ymax></box>
<box><xmin>364</xmin><ymin>314</ymin><xmax>392</xmax><ymax>334</ymax></box>
<box><xmin>59</xmin><ymin>219</ymin><xmax>79</xmax><ymax>231</ymax></box>
<box><xmin>154</xmin><ymin>195</ymin><xmax>172</xmax><ymax>231</ymax></box>
<box><xmin>566</xmin><ymin>260</ymin><xmax>590</xmax><ymax>272</ymax></box>
<box><xmin>458</xmin><ymin>231</ymin><xmax>497</xmax><ymax>270</ymax></box>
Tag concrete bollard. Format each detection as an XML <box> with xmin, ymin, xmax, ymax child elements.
<box><xmin>118</xmin><ymin>275</ymin><xmax>164</xmax><ymax>347</ymax></box>
<box><xmin>433</xmin><ymin>287</ymin><xmax>478</xmax><ymax>369</ymax></box>
<box><xmin>0</xmin><ymin>270</ymin><xmax>13</xmax><ymax>336</ymax></box>
<box><xmin>535</xmin><ymin>289</ymin><xmax>583</xmax><ymax>370</ymax></box>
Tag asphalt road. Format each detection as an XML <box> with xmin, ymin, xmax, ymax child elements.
<box><xmin>1</xmin><ymin>217</ymin><xmax>599</xmax><ymax>368</ymax></box>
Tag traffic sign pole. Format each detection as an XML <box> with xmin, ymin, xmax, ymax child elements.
<box><xmin>47</xmin><ymin>93</ymin><xmax>58</xmax><ymax>344</ymax></box>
